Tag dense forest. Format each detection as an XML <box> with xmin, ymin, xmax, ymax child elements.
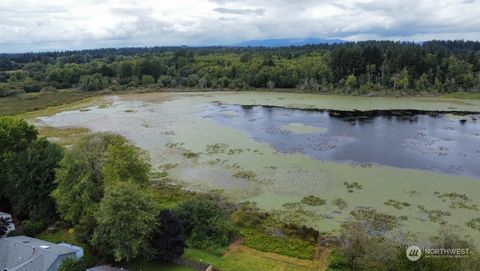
<box><xmin>1</xmin><ymin>40</ymin><xmax>480</xmax><ymax>97</ymax></box>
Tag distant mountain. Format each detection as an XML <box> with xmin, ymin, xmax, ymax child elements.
<box><xmin>233</xmin><ymin>37</ymin><xmax>346</xmax><ymax>47</ymax></box>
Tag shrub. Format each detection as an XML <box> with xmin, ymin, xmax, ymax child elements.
<box><xmin>22</xmin><ymin>219</ymin><xmax>48</xmax><ymax>237</ymax></box>
<box><xmin>79</xmin><ymin>73</ymin><xmax>109</xmax><ymax>91</ymax></box>
<box><xmin>141</xmin><ymin>75</ymin><xmax>156</xmax><ymax>85</ymax></box>
<box><xmin>327</xmin><ymin>249</ymin><xmax>351</xmax><ymax>271</ymax></box>
<box><xmin>230</xmin><ymin>202</ymin><xmax>268</xmax><ymax>228</ymax></box>
<box><xmin>338</xmin><ymin>221</ymin><xmax>398</xmax><ymax>271</ymax></box>
<box><xmin>58</xmin><ymin>258</ymin><xmax>87</xmax><ymax>271</ymax></box>
<box><xmin>283</xmin><ymin>223</ymin><xmax>319</xmax><ymax>242</ymax></box>
<box><xmin>23</xmin><ymin>82</ymin><xmax>43</xmax><ymax>93</ymax></box>
<box><xmin>177</xmin><ymin>199</ymin><xmax>238</xmax><ymax>254</ymax></box>
<box><xmin>241</xmin><ymin>228</ymin><xmax>316</xmax><ymax>260</ymax></box>
<box><xmin>337</xmin><ymin>222</ymin><xmax>480</xmax><ymax>271</ymax></box>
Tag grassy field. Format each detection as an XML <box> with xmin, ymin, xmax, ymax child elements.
<box><xmin>185</xmin><ymin>247</ymin><xmax>318</xmax><ymax>271</ymax></box>
<box><xmin>441</xmin><ymin>92</ymin><xmax>480</xmax><ymax>99</ymax></box>
<box><xmin>0</xmin><ymin>89</ymin><xmax>102</xmax><ymax>116</ymax></box>
<box><xmin>126</xmin><ymin>260</ymin><xmax>196</xmax><ymax>271</ymax></box>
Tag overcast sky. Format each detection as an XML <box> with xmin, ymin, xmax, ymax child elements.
<box><xmin>1</xmin><ymin>0</ymin><xmax>480</xmax><ymax>52</ymax></box>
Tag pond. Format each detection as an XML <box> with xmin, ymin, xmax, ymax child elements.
<box><xmin>203</xmin><ymin>103</ymin><xmax>480</xmax><ymax>178</ymax></box>
<box><xmin>34</xmin><ymin>92</ymin><xmax>480</xmax><ymax>243</ymax></box>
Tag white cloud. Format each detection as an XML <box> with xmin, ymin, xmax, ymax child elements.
<box><xmin>0</xmin><ymin>0</ymin><xmax>479</xmax><ymax>52</ymax></box>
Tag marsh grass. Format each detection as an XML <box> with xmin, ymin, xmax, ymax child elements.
<box><xmin>159</xmin><ymin>163</ymin><xmax>179</xmax><ymax>170</ymax></box>
<box><xmin>466</xmin><ymin>218</ymin><xmax>480</xmax><ymax>231</ymax></box>
<box><xmin>350</xmin><ymin>208</ymin><xmax>398</xmax><ymax>232</ymax></box>
<box><xmin>437</xmin><ymin>192</ymin><xmax>479</xmax><ymax>210</ymax></box>
<box><xmin>182</xmin><ymin>151</ymin><xmax>200</xmax><ymax>158</ymax></box>
<box><xmin>0</xmin><ymin>89</ymin><xmax>100</xmax><ymax>116</ymax></box>
<box><xmin>37</xmin><ymin>126</ymin><xmax>90</xmax><ymax>146</ymax></box>
<box><xmin>301</xmin><ymin>195</ymin><xmax>327</xmax><ymax>206</ymax></box>
<box><xmin>417</xmin><ymin>205</ymin><xmax>451</xmax><ymax>224</ymax></box>
<box><xmin>384</xmin><ymin>199</ymin><xmax>411</xmax><ymax>210</ymax></box>
<box><xmin>331</xmin><ymin>198</ymin><xmax>348</xmax><ymax>210</ymax></box>
<box><xmin>343</xmin><ymin>181</ymin><xmax>363</xmax><ymax>193</ymax></box>
<box><xmin>282</xmin><ymin>202</ymin><xmax>303</xmax><ymax>209</ymax></box>
<box><xmin>233</xmin><ymin>170</ymin><xmax>257</xmax><ymax>181</ymax></box>
<box><xmin>206</xmin><ymin>143</ymin><xmax>229</xmax><ymax>154</ymax></box>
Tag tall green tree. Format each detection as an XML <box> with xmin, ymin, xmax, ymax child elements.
<box><xmin>53</xmin><ymin>133</ymin><xmax>151</xmax><ymax>242</ymax></box>
<box><xmin>92</xmin><ymin>181</ymin><xmax>157</xmax><ymax>262</ymax></box>
<box><xmin>149</xmin><ymin>210</ymin><xmax>186</xmax><ymax>262</ymax></box>
<box><xmin>0</xmin><ymin>117</ymin><xmax>62</xmax><ymax>220</ymax></box>
<box><xmin>4</xmin><ymin>138</ymin><xmax>63</xmax><ymax>219</ymax></box>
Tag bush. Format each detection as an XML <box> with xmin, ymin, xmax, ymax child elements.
<box><xmin>58</xmin><ymin>258</ymin><xmax>87</xmax><ymax>271</ymax></box>
<box><xmin>22</xmin><ymin>220</ymin><xmax>48</xmax><ymax>237</ymax></box>
<box><xmin>177</xmin><ymin>199</ymin><xmax>238</xmax><ymax>254</ymax></box>
<box><xmin>23</xmin><ymin>82</ymin><xmax>43</xmax><ymax>93</ymax></box>
<box><xmin>327</xmin><ymin>249</ymin><xmax>351</xmax><ymax>271</ymax></box>
<box><xmin>141</xmin><ymin>75</ymin><xmax>156</xmax><ymax>85</ymax></box>
<box><xmin>283</xmin><ymin>223</ymin><xmax>319</xmax><ymax>242</ymax></box>
<box><xmin>79</xmin><ymin>73</ymin><xmax>109</xmax><ymax>91</ymax></box>
<box><xmin>241</xmin><ymin>228</ymin><xmax>316</xmax><ymax>260</ymax></box>
<box><xmin>337</xmin><ymin>221</ymin><xmax>480</xmax><ymax>271</ymax></box>
<box><xmin>230</xmin><ymin>202</ymin><xmax>268</xmax><ymax>228</ymax></box>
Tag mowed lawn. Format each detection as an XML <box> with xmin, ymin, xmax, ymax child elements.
<box><xmin>126</xmin><ymin>260</ymin><xmax>196</xmax><ymax>271</ymax></box>
<box><xmin>185</xmin><ymin>246</ymin><xmax>319</xmax><ymax>271</ymax></box>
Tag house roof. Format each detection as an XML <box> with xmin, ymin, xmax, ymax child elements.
<box><xmin>0</xmin><ymin>211</ymin><xmax>11</xmax><ymax>217</ymax></box>
<box><xmin>0</xmin><ymin>236</ymin><xmax>77</xmax><ymax>271</ymax></box>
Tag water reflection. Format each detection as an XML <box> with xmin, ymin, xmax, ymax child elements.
<box><xmin>205</xmin><ymin>103</ymin><xmax>480</xmax><ymax>179</ymax></box>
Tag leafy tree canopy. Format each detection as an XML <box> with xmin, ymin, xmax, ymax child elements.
<box><xmin>92</xmin><ymin>181</ymin><xmax>157</xmax><ymax>262</ymax></box>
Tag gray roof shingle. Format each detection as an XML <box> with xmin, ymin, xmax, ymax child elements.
<box><xmin>0</xmin><ymin>236</ymin><xmax>77</xmax><ymax>271</ymax></box>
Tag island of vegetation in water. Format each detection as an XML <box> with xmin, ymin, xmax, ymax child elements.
<box><xmin>1</xmin><ymin>41</ymin><xmax>480</xmax><ymax>271</ymax></box>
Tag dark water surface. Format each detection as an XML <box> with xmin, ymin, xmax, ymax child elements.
<box><xmin>203</xmin><ymin>103</ymin><xmax>480</xmax><ymax>178</ymax></box>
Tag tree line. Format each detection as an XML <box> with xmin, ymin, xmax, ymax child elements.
<box><xmin>1</xmin><ymin>40</ymin><xmax>480</xmax><ymax>96</ymax></box>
